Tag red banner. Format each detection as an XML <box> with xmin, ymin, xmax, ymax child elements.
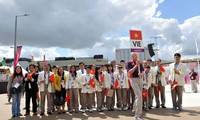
<box><xmin>14</xmin><ymin>46</ymin><xmax>22</xmax><ymax>68</ymax></box>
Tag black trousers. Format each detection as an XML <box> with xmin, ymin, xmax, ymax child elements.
<box><xmin>25</xmin><ymin>91</ymin><xmax>37</xmax><ymax>113</ymax></box>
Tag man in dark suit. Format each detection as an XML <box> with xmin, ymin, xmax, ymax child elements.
<box><xmin>24</xmin><ymin>64</ymin><xmax>39</xmax><ymax>116</ymax></box>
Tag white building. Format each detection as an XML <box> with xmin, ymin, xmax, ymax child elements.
<box><xmin>115</xmin><ymin>47</ymin><xmax>156</xmax><ymax>64</ymax></box>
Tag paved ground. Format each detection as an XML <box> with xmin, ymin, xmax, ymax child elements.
<box><xmin>0</xmin><ymin>84</ymin><xmax>200</xmax><ymax>120</ymax></box>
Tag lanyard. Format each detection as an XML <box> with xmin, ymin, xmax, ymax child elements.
<box><xmin>44</xmin><ymin>71</ymin><xmax>50</xmax><ymax>85</ymax></box>
<box><xmin>145</xmin><ymin>73</ymin><xmax>148</xmax><ymax>82</ymax></box>
<box><xmin>117</xmin><ymin>72</ymin><xmax>124</xmax><ymax>80</ymax></box>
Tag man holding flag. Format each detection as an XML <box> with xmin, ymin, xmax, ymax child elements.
<box><xmin>38</xmin><ymin>64</ymin><xmax>55</xmax><ymax>115</ymax></box>
<box><xmin>128</xmin><ymin>52</ymin><xmax>144</xmax><ymax>120</ymax></box>
<box><xmin>169</xmin><ymin>53</ymin><xmax>187</xmax><ymax>111</ymax></box>
<box><xmin>153</xmin><ymin>58</ymin><xmax>167</xmax><ymax>109</ymax></box>
<box><xmin>24</xmin><ymin>64</ymin><xmax>39</xmax><ymax>116</ymax></box>
<box><xmin>80</xmin><ymin>66</ymin><xmax>95</xmax><ymax>113</ymax></box>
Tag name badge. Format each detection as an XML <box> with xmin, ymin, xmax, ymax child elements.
<box><xmin>29</xmin><ymin>83</ymin><xmax>31</xmax><ymax>89</ymax></box>
<box><xmin>120</xmin><ymin>81</ymin><xmax>123</xmax><ymax>88</ymax></box>
<box><xmin>143</xmin><ymin>84</ymin><xmax>147</xmax><ymax>89</ymax></box>
<box><xmin>61</xmin><ymin>80</ymin><xmax>65</xmax><ymax>88</ymax></box>
<box><xmin>71</xmin><ymin>82</ymin><xmax>74</xmax><ymax>88</ymax></box>
<box><xmin>86</xmin><ymin>85</ymin><xmax>90</xmax><ymax>89</ymax></box>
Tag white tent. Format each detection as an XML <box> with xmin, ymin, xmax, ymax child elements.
<box><xmin>10</xmin><ymin>63</ymin><xmax>28</xmax><ymax>76</ymax></box>
<box><xmin>0</xmin><ymin>66</ymin><xmax>10</xmax><ymax>70</ymax></box>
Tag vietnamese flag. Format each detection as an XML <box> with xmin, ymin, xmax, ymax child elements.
<box><xmin>27</xmin><ymin>72</ymin><xmax>35</xmax><ymax>80</ymax></box>
<box><xmin>113</xmin><ymin>79</ymin><xmax>119</xmax><ymax>89</ymax></box>
<box><xmin>65</xmin><ymin>93</ymin><xmax>71</xmax><ymax>103</ymax></box>
<box><xmin>160</xmin><ymin>65</ymin><xmax>165</xmax><ymax>73</ymax></box>
<box><xmin>90</xmin><ymin>70</ymin><xmax>95</xmax><ymax>75</ymax></box>
<box><xmin>171</xmin><ymin>81</ymin><xmax>178</xmax><ymax>90</ymax></box>
<box><xmin>49</xmin><ymin>74</ymin><xmax>55</xmax><ymax>83</ymax></box>
<box><xmin>128</xmin><ymin>79</ymin><xmax>131</xmax><ymax>87</ymax></box>
<box><xmin>100</xmin><ymin>74</ymin><xmax>104</xmax><ymax>82</ymax></box>
<box><xmin>130</xmin><ymin>30</ymin><xmax>142</xmax><ymax>40</ymax></box>
<box><xmin>104</xmin><ymin>88</ymin><xmax>108</xmax><ymax>95</ymax></box>
<box><xmin>89</xmin><ymin>78</ymin><xmax>95</xmax><ymax>88</ymax></box>
<box><xmin>142</xmin><ymin>90</ymin><xmax>148</xmax><ymax>101</ymax></box>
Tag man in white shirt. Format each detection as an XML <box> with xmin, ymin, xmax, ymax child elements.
<box><xmin>146</xmin><ymin>59</ymin><xmax>155</xmax><ymax>109</ymax></box>
<box><xmin>169</xmin><ymin>53</ymin><xmax>187</xmax><ymax>111</ymax></box>
<box><xmin>154</xmin><ymin>59</ymin><xmax>167</xmax><ymax>109</ymax></box>
<box><xmin>38</xmin><ymin>64</ymin><xmax>54</xmax><ymax>116</ymax></box>
<box><xmin>76</xmin><ymin>62</ymin><xmax>86</xmax><ymax>109</ymax></box>
<box><xmin>114</xmin><ymin>65</ymin><xmax>129</xmax><ymax>111</ymax></box>
<box><xmin>80</xmin><ymin>66</ymin><xmax>94</xmax><ymax>113</ymax></box>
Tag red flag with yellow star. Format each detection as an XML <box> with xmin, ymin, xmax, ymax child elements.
<box><xmin>89</xmin><ymin>78</ymin><xmax>95</xmax><ymax>88</ymax></box>
<box><xmin>65</xmin><ymin>93</ymin><xmax>71</xmax><ymax>103</ymax></box>
<box><xmin>130</xmin><ymin>30</ymin><xmax>142</xmax><ymax>40</ymax></box>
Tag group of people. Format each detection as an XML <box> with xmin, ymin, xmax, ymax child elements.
<box><xmin>7</xmin><ymin>52</ymin><xmax>188</xmax><ymax>120</ymax></box>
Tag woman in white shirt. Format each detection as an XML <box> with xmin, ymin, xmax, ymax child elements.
<box><xmin>65</xmin><ymin>65</ymin><xmax>79</xmax><ymax>113</ymax></box>
<box><xmin>106</xmin><ymin>64</ymin><xmax>115</xmax><ymax>111</ymax></box>
<box><xmin>94</xmin><ymin>67</ymin><xmax>104</xmax><ymax>112</ymax></box>
<box><xmin>114</xmin><ymin>65</ymin><xmax>129</xmax><ymax>111</ymax></box>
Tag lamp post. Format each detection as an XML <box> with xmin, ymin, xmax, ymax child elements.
<box><xmin>14</xmin><ymin>14</ymin><xmax>29</xmax><ymax>69</ymax></box>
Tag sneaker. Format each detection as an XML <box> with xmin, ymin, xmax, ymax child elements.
<box><xmin>162</xmin><ymin>105</ymin><xmax>166</xmax><ymax>109</ymax></box>
<box><xmin>33</xmin><ymin>112</ymin><xmax>37</xmax><ymax>115</ymax></box>
<box><xmin>11</xmin><ymin>115</ymin><xmax>16</xmax><ymax>118</ymax></box>
<box><xmin>123</xmin><ymin>107</ymin><xmax>128</xmax><ymax>111</ymax></box>
<box><xmin>24</xmin><ymin>112</ymin><xmax>30</xmax><ymax>116</ymax></box>
<box><xmin>97</xmin><ymin>109</ymin><xmax>102</xmax><ymax>112</ymax></box>
<box><xmin>118</xmin><ymin>108</ymin><xmax>122</xmax><ymax>111</ymax></box>
<box><xmin>149</xmin><ymin>106</ymin><xmax>152</xmax><ymax>109</ymax></box>
<box><xmin>47</xmin><ymin>112</ymin><xmax>52</xmax><ymax>115</ymax></box>
<box><xmin>178</xmin><ymin>106</ymin><xmax>183</xmax><ymax>111</ymax></box>
<box><xmin>40</xmin><ymin>113</ymin><xmax>44</xmax><ymax>116</ymax></box>
<box><xmin>89</xmin><ymin>109</ymin><xmax>93</xmax><ymax>113</ymax></box>
<box><xmin>62</xmin><ymin>110</ymin><xmax>66</xmax><ymax>113</ymax></box>
<box><xmin>82</xmin><ymin>109</ymin><xmax>86</xmax><ymax>113</ymax></box>
<box><xmin>17</xmin><ymin>113</ymin><xmax>23</xmax><ymax>116</ymax></box>
<box><xmin>172</xmin><ymin>106</ymin><xmax>177</xmax><ymax>110</ymax></box>
<box><xmin>136</xmin><ymin>116</ymin><xmax>143</xmax><ymax>120</ymax></box>
<box><xmin>132</xmin><ymin>110</ymin><xmax>135</xmax><ymax>116</ymax></box>
<box><xmin>155</xmin><ymin>106</ymin><xmax>160</xmax><ymax>108</ymax></box>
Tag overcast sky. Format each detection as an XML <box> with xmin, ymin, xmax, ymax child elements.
<box><xmin>0</xmin><ymin>0</ymin><xmax>200</xmax><ymax>61</ymax></box>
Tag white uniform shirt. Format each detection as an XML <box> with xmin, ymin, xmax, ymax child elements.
<box><xmin>77</xmin><ymin>69</ymin><xmax>86</xmax><ymax>88</ymax></box>
<box><xmin>65</xmin><ymin>73</ymin><xmax>79</xmax><ymax>89</ymax></box>
<box><xmin>38</xmin><ymin>71</ymin><xmax>55</xmax><ymax>93</ymax></box>
<box><xmin>80</xmin><ymin>74</ymin><xmax>95</xmax><ymax>93</ymax></box>
<box><xmin>114</xmin><ymin>72</ymin><xmax>129</xmax><ymax>89</ymax></box>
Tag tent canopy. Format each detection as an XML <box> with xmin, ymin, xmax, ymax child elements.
<box><xmin>10</xmin><ymin>63</ymin><xmax>28</xmax><ymax>75</ymax></box>
<box><xmin>0</xmin><ymin>66</ymin><xmax>10</xmax><ymax>70</ymax></box>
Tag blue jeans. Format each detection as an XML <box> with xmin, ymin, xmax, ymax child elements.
<box><xmin>12</xmin><ymin>93</ymin><xmax>21</xmax><ymax>116</ymax></box>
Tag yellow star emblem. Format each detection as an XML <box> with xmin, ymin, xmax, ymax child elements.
<box><xmin>134</xmin><ymin>34</ymin><xmax>138</xmax><ymax>38</ymax></box>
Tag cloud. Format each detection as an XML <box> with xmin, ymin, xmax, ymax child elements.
<box><xmin>0</xmin><ymin>0</ymin><xmax>199</xmax><ymax>62</ymax></box>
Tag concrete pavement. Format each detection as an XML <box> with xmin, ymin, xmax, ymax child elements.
<box><xmin>0</xmin><ymin>84</ymin><xmax>200</xmax><ymax>120</ymax></box>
